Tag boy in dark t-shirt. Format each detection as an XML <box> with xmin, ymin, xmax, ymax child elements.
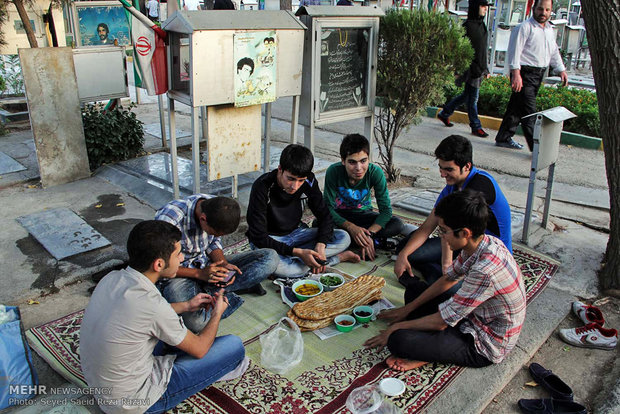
<box><xmin>246</xmin><ymin>144</ymin><xmax>359</xmax><ymax>278</ymax></box>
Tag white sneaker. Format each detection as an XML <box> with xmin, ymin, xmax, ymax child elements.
<box><xmin>559</xmin><ymin>323</ymin><xmax>617</xmax><ymax>350</ymax></box>
<box><xmin>572</xmin><ymin>300</ymin><xmax>605</xmax><ymax>325</ymax></box>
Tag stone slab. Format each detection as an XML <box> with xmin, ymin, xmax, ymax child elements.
<box><xmin>0</xmin><ymin>151</ymin><xmax>26</xmax><ymax>174</ymax></box>
<box><xmin>17</xmin><ymin>208</ymin><xmax>111</xmax><ymax>260</ymax></box>
<box><xmin>142</xmin><ymin>123</ymin><xmax>191</xmax><ymax>140</ymax></box>
<box><xmin>19</xmin><ymin>47</ymin><xmax>91</xmax><ymax>187</ymax></box>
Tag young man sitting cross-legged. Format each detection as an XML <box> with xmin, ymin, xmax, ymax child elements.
<box><xmin>323</xmin><ymin>133</ymin><xmax>404</xmax><ymax>261</ymax></box>
<box><xmin>246</xmin><ymin>144</ymin><xmax>360</xmax><ymax>278</ymax></box>
<box><xmin>80</xmin><ymin>221</ymin><xmax>247</xmax><ymax>414</ymax></box>
<box><xmin>364</xmin><ymin>190</ymin><xmax>526</xmax><ymax>372</ymax></box>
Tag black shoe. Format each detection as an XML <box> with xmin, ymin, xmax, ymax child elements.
<box><xmin>437</xmin><ymin>112</ymin><xmax>454</xmax><ymax>127</ymax></box>
<box><xmin>518</xmin><ymin>398</ymin><xmax>586</xmax><ymax>414</ymax></box>
<box><xmin>496</xmin><ymin>139</ymin><xmax>523</xmax><ymax>149</ymax></box>
<box><xmin>472</xmin><ymin>128</ymin><xmax>489</xmax><ymax>137</ymax></box>
<box><xmin>529</xmin><ymin>363</ymin><xmax>574</xmax><ymax>401</ymax></box>
<box><xmin>237</xmin><ymin>283</ymin><xmax>267</xmax><ymax>296</ymax></box>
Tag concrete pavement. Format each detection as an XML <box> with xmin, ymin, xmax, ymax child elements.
<box><xmin>0</xmin><ymin>91</ymin><xmax>614</xmax><ymax>413</ymax></box>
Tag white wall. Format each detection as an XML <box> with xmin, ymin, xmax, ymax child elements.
<box><xmin>0</xmin><ymin>2</ymin><xmax>67</xmax><ymax>55</ymax></box>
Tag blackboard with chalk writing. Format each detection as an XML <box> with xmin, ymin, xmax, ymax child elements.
<box><xmin>319</xmin><ymin>27</ymin><xmax>370</xmax><ymax>113</ymax></box>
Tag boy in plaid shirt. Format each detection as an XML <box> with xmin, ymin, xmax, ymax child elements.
<box><xmin>365</xmin><ymin>190</ymin><xmax>526</xmax><ymax>370</ymax></box>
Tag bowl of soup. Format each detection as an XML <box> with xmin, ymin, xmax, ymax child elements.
<box><xmin>292</xmin><ymin>279</ymin><xmax>323</xmax><ymax>301</ymax></box>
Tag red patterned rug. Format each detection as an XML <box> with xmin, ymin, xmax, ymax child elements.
<box><xmin>26</xmin><ymin>214</ymin><xmax>559</xmax><ymax>413</ymax></box>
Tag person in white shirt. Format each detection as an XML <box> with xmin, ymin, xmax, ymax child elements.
<box><xmin>183</xmin><ymin>0</ymin><xmax>202</xmax><ymax>10</ymax></box>
<box><xmin>495</xmin><ymin>0</ymin><xmax>568</xmax><ymax>151</ymax></box>
<box><xmin>80</xmin><ymin>220</ymin><xmax>246</xmax><ymax>414</ymax></box>
<box><xmin>146</xmin><ymin>0</ymin><xmax>159</xmax><ymax>21</ymax></box>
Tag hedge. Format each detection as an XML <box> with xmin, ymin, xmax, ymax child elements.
<box><xmin>439</xmin><ymin>75</ymin><xmax>600</xmax><ymax>138</ymax></box>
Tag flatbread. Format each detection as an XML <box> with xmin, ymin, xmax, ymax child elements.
<box><xmin>292</xmin><ymin>275</ymin><xmax>385</xmax><ymax>321</ymax></box>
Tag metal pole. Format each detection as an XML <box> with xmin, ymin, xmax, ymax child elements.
<box><xmin>521</xmin><ymin>115</ymin><xmax>543</xmax><ymax>244</ymax></box>
<box><xmin>158</xmin><ymin>95</ymin><xmax>167</xmax><ymax>148</ymax></box>
<box><xmin>364</xmin><ymin>115</ymin><xmax>374</xmax><ymax>163</ymax></box>
<box><xmin>542</xmin><ymin>162</ymin><xmax>555</xmax><ymax>228</ymax></box>
<box><xmin>263</xmin><ymin>103</ymin><xmax>272</xmax><ymax>173</ymax></box>
<box><xmin>168</xmin><ymin>97</ymin><xmax>180</xmax><ymax>199</ymax></box>
<box><xmin>232</xmin><ymin>174</ymin><xmax>238</xmax><ymax>199</ymax></box>
<box><xmin>304</xmin><ymin>124</ymin><xmax>315</xmax><ymax>153</ymax></box>
<box><xmin>489</xmin><ymin>2</ymin><xmax>500</xmax><ymax>74</ymax></box>
<box><xmin>191</xmin><ymin>106</ymin><xmax>201</xmax><ymax>194</ymax></box>
<box><xmin>290</xmin><ymin>95</ymin><xmax>300</xmax><ymax>144</ymax></box>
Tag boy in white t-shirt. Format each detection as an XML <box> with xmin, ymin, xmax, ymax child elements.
<box><xmin>80</xmin><ymin>220</ymin><xmax>246</xmax><ymax>414</ymax></box>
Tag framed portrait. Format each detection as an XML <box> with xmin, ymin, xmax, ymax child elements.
<box><xmin>73</xmin><ymin>1</ymin><xmax>131</xmax><ymax>47</ymax></box>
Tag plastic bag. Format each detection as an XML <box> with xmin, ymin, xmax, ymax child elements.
<box><xmin>260</xmin><ymin>317</ymin><xmax>303</xmax><ymax>374</ymax></box>
<box><xmin>346</xmin><ymin>385</ymin><xmax>383</xmax><ymax>414</ymax></box>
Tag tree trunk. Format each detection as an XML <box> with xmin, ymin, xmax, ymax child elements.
<box><xmin>581</xmin><ymin>1</ymin><xmax>620</xmax><ymax>291</ymax></box>
<box><xmin>279</xmin><ymin>0</ymin><xmax>292</xmax><ymax>11</ymax></box>
<box><xmin>12</xmin><ymin>0</ymin><xmax>38</xmax><ymax>48</ymax></box>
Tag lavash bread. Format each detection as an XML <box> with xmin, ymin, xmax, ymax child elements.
<box><xmin>289</xmin><ymin>275</ymin><xmax>385</xmax><ymax>331</ymax></box>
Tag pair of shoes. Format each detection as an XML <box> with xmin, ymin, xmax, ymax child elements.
<box><xmin>518</xmin><ymin>398</ymin><xmax>586</xmax><ymax>413</ymax></box>
<box><xmin>571</xmin><ymin>300</ymin><xmax>605</xmax><ymax>325</ymax></box>
<box><xmin>236</xmin><ymin>283</ymin><xmax>267</xmax><ymax>296</ymax></box>
<box><xmin>528</xmin><ymin>363</ymin><xmax>573</xmax><ymax>400</ymax></box>
<box><xmin>437</xmin><ymin>112</ymin><xmax>453</xmax><ymax>127</ymax></box>
<box><xmin>496</xmin><ymin>139</ymin><xmax>523</xmax><ymax>149</ymax></box>
<box><xmin>472</xmin><ymin>128</ymin><xmax>489</xmax><ymax>137</ymax></box>
<box><xmin>558</xmin><ymin>322</ymin><xmax>617</xmax><ymax>350</ymax></box>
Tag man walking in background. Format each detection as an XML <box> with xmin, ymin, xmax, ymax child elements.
<box><xmin>495</xmin><ymin>0</ymin><xmax>568</xmax><ymax>150</ymax></box>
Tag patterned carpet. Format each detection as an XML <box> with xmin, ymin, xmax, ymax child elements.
<box><xmin>26</xmin><ymin>213</ymin><xmax>559</xmax><ymax>413</ymax></box>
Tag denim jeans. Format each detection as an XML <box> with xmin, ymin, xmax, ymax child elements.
<box><xmin>396</xmin><ymin>236</ymin><xmax>462</xmax><ymax>297</ymax></box>
<box><xmin>439</xmin><ymin>83</ymin><xmax>482</xmax><ymax>130</ymax></box>
<box><xmin>267</xmin><ymin>227</ymin><xmax>351</xmax><ymax>278</ymax></box>
<box><xmin>146</xmin><ymin>335</ymin><xmax>245</xmax><ymax>413</ymax></box>
<box><xmin>159</xmin><ymin>249</ymin><xmax>279</xmax><ymax>332</ymax></box>
<box><xmin>335</xmin><ymin>209</ymin><xmax>404</xmax><ymax>239</ymax></box>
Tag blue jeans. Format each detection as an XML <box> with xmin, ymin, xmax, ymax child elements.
<box><xmin>396</xmin><ymin>236</ymin><xmax>462</xmax><ymax>297</ymax></box>
<box><xmin>439</xmin><ymin>83</ymin><xmax>482</xmax><ymax>130</ymax></box>
<box><xmin>267</xmin><ymin>227</ymin><xmax>351</xmax><ymax>278</ymax></box>
<box><xmin>159</xmin><ymin>249</ymin><xmax>279</xmax><ymax>332</ymax></box>
<box><xmin>146</xmin><ymin>335</ymin><xmax>245</xmax><ymax>413</ymax></box>
<box><xmin>335</xmin><ymin>209</ymin><xmax>404</xmax><ymax>239</ymax></box>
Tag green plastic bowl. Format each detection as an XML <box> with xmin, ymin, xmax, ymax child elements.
<box><xmin>292</xmin><ymin>279</ymin><xmax>323</xmax><ymax>301</ymax></box>
<box><xmin>334</xmin><ymin>314</ymin><xmax>356</xmax><ymax>332</ymax></box>
<box><xmin>353</xmin><ymin>305</ymin><xmax>375</xmax><ymax>324</ymax></box>
<box><xmin>319</xmin><ymin>273</ymin><xmax>345</xmax><ymax>291</ymax></box>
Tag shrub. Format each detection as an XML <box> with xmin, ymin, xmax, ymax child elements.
<box><xmin>375</xmin><ymin>8</ymin><xmax>473</xmax><ymax>181</ymax></box>
<box><xmin>439</xmin><ymin>75</ymin><xmax>600</xmax><ymax>137</ymax></box>
<box><xmin>82</xmin><ymin>103</ymin><xmax>145</xmax><ymax>170</ymax></box>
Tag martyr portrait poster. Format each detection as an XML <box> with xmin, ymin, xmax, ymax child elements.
<box><xmin>233</xmin><ymin>30</ymin><xmax>277</xmax><ymax>107</ymax></box>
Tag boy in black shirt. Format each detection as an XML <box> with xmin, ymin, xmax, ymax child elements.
<box><xmin>246</xmin><ymin>144</ymin><xmax>359</xmax><ymax>278</ymax></box>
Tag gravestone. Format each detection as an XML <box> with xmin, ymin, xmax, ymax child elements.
<box><xmin>19</xmin><ymin>47</ymin><xmax>90</xmax><ymax>187</ymax></box>
<box><xmin>17</xmin><ymin>208</ymin><xmax>111</xmax><ymax>260</ymax></box>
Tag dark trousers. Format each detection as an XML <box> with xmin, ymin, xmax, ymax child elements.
<box><xmin>395</xmin><ymin>236</ymin><xmax>462</xmax><ymax>297</ymax></box>
<box><xmin>386</xmin><ymin>276</ymin><xmax>493</xmax><ymax>368</ymax></box>
<box><xmin>337</xmin><ymin>209</ymin><xmax>404</xmax><ymax>239</ymax></box>
<box><xmin>495</xmin><ymin>66</ymin><xmax>545</xmax><ymax>151</ymax></box>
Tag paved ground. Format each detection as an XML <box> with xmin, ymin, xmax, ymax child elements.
<box><xmin>0</xmin><ymin>88</ymin><xmax>616</xmax><ymax>413</ymax></box>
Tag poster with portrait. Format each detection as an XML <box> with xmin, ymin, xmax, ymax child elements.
<box><xmin>74</xmin><ymin>1</ymin><xmax>131</xmax><ymax>47</ymax></box>
<box><xmin>233</xmin><ymin>31</ymin><xmax>277</xmax><ymax>107</ymax></box>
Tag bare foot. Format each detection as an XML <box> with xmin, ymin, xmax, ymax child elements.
<box><xmin>385</xmin><ymin>355</ymin><xmax>427</xmax><ymax>372</ymax></box>
<box><xmin>338</xmin><ymin>250</ymin><xmax>361</xmax><ymax>263</ymax></box>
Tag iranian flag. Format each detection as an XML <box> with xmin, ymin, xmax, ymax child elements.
<box><xmin>120</xmin><ymin>0</ymin><xmax>168</xmax><ymax>95</ymax></box>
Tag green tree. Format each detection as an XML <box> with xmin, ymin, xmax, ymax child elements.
<box><xmin>374</xmin><ymin>8</ymin><xmax>472</xmax><ymax>181</ymax></box>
